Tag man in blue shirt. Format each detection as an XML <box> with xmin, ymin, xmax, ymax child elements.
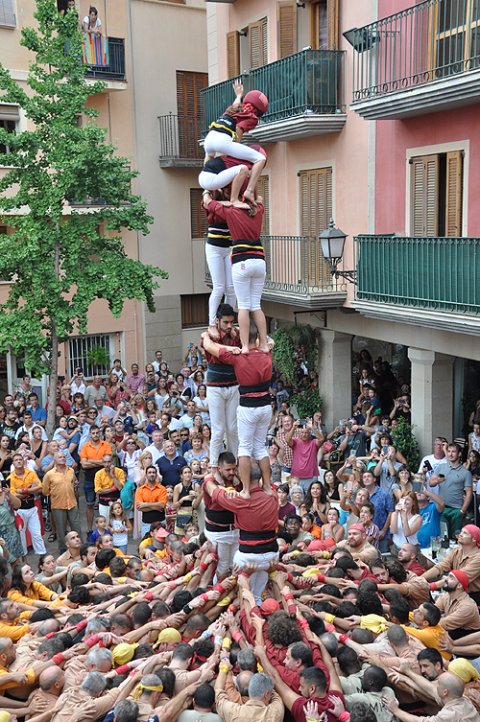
<box><xmin>28</xmin><ymin>392</ymin><xmax>47</xmax><ymax>427</ymax></box>
<box><xmin>362</xmin><ymin>469</ymin><xmax>394</xmax><ymax>552</ymax></box>
<box><xmin>156</xmin><ymin>440</ymin><xmax>187</xmax><ymax>487</ymax></box>
<box><xmin>416</xmin><ymin>485</ymin><xmax>444</xmax><ymax>548</ymax></box>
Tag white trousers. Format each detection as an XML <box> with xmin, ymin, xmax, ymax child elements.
<box><xmin>207</xmin><ymin>385</ymin><xmax>239</xmax><ymax>466</ymax></box>
<box><xmin>231</xmin><ymin>259</ymin><xmax>266</xmax><ymax>310</ymax></box>
<box><xmin>205</xmin><ymin>244</ymin><xmax>236</xmax><ymax>326</ymax></box>
<box><xmin>203</xmin><ymin>130</ymin><xmax>264</xmax><ymax>164</ymax></box>
<box><xmin>18</xmin><ymin>506</ymin><xmax>46</xmax><ymax>555</ymax></box>
<box><xmin>237</xmin><ymin>404</ymin><xmax>271</xmax><ymax>460</ymax></box>
<box><xmin>205</xmin><ymin>528</ymin><xmax>239</xmax><ymax>578</ymax></box>
<box><xmin>233</xmin><ymin>549</ymin><xmax>279</xmax><ymax>604</ymax></box>
<box><xmin>199</xmin><ymin>165</ymin><xmax>245</xmax><ymax>192</ymax></box>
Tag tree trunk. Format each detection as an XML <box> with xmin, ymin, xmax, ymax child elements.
<box><xmin>46</xmin><ymin>237</ymin><xmax>61</xmax><ymax>438</ymax></box>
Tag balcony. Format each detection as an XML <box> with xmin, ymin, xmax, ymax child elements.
<box><xmin>202</xmin><ymin>49</ymin><xmax>346</xmax><ymax>143</ymax></box>
<box><xmin>84</xmin><ymin>37</ymin><xmax>126</xmax><ymax>89</ymax></box>
<box><xmin>347</xmin><ymin>0</ymin><xmax>480</xmax><ymax>120</ymax></box>
<box><xmin>158</xmin><ymin>114</ymin><xmax>205</xmax><ymax>168</ymax></box>
<box><xmin>353</xmin><ymin>235</ymin><xmax>480</xmax><ymax>334</ymax></box>
<box><xmin>206</xmin><ymin>235</ymin><xmax>346</xmax><ymax>309</ymax></box>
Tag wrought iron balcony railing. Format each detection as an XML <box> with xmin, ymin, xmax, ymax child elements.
<box><xmin>349</xmin><ymin>0</ymin><xmax>480</xmax><ymax>107</ymax></box>
<box><xmin>355</xmin><ymin>235</ymin><xmax>480</xmax><ymax>315</ymax></box>
<box><xmin>202</xmin><ymin>49</ymin><xmax>344</xmax><ymax>134</ymax></box>
<box><xmin>85</xmin><ymin>37</ymin><xmax>126</xmax><ymax>82</ymax></box>
<box><xmin>158</xmin><ymin>114</ymin><xmax>205</xmax><ymax>167</ymax></box>
<box><xmin>206</xmin><ymin>235</ymin><xmax>346</xmax><ymax>308</ymax></box>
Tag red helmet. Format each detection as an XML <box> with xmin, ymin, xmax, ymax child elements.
<box><xmin>243</xmin><ymin>90</ymin><xmax>269</xmax><ymax>115</ymax></box>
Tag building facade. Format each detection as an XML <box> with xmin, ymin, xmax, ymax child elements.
<box><xmin>204</xmin><ymin>0</ymin><xmax>480</xmax><ymax>454</ymax></box>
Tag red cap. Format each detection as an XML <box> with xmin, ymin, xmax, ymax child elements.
<box><xmin>307</xmin><ymin>538</ymin><xmax>336</xmax><ymax>552</ymax></box>
<box><xmin>259</xmin><ymin>599</ymin><xmax>281</xmax><ymax>617</ymax></box>
<box><xmin>154</xmin><ymin>527</ymin><xmax>169</xmax><ymax>540</ymax></box>
<box><xmin>451</xmin><ymin>569</ymin><xmax>469</xmax><ymax>591</ymax></box>
<box><xmin>243</xmin><ymin>90</ymin><xmax>269</xmax><ymax>115</ymax></box>
<box><xmin>349</xmin><ymin>523</ymin><xmax>367</xmax><ymax>535</ymax></box>
<box><xmin>463</xmin><ymin>524</ymin><xmax>480</xmax><ymax>547</ymax></box>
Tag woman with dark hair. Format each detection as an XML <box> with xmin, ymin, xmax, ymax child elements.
<box><xmin>201</xmin><ymin>424</ymin><xmax>211</xmax><ymax>455</ymax></box>
<box><xmin>323</xmin><ymin>469</ymin><xmax>342</xmax><ymax>511</ymax></box>
<box><xmin>193</xmin><ymin>384</ymin><xmax>209</xmax><ymax>425</ymax></box>
<box><xmin>390</xmin><ymin>491</ymin><xmax>422</xmax><ymax>549</ymax></box>
<box><xmin>302</xmin><ymin>481</ymin><xmax>329</xmax><ymax>526</ymax></box>
<box><xmin>0</xmin><ymin>435</ymin><xmax>13</xmax><ymax>474</ymax></box>
<box><xmin>7</xmin><ymin>563</ymin><xmax>57</xmax><ymax>607</ymax></box>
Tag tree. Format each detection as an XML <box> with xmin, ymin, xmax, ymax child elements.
<box><xmin>0</xmin><ymin>1</ymin><xmax>167</xmax><ymax>434</ymax></box>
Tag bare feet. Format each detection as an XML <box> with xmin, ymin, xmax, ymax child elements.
<box><xmin>243</xmin><ymin>188</ymin><xmax>257</xmax><ymax>206</ymax></box>
<box><xmin>262</xmin><ymin>484</ymin><xmax>273</xmax><ymax>495</ymax></box>
<box><xmin>232</xmin><ymin>200</ymin><xmax>251</xmax><ymax>210</ymax></box>
<box><xmin>258</xmin><ymin>344</ymin><xmax>269</xmax><ymax>353</ymax></box>
<box><xmin>240</xmin><ymin>346</ymin><xmax>250</xmax><ymax>355</ymax></box>
<box><xmin>239</xmin><ymin>488</ymin><xmax>251</xmax><ymax>499</ymax></box>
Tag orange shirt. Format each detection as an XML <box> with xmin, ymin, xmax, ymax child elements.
<box><xmin>79</xmin><ymin>440</ymin><xmax>112</xmax><ymax>463</ymax></box>
<box><xmin>135</xmin><ymin>481</ymin><xmax>168</xmax><ymax>508</ymax></box>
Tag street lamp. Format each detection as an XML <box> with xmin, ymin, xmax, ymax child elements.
<box><xmin>319</xmin><ymin>218</ymin><xmax>356</xmax><ymax>283</ymax></box>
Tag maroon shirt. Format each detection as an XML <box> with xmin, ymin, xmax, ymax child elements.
<box><xmin>406</xmin><ymin>559</ymin><xmax>427</xmax><ymax>576</ymax></box>
<box><xmin>206</xmin><ymin>200</ymin><xmax>265</xmax><ymax>264</ymax></box>
<box><xmin>218</xmin><ymin>348</ymin><xmax>272</xmax><ymax>407</ymax></box>
<box><xmin>211</xmin><ymin>485</ymin><xmax>278</xmax><ymax>553</ymax></box>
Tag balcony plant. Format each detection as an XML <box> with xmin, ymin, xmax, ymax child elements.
<box><xmin>272</xmin><ymin>324</ymin><xmax>321</xmax><ymax>415</ymax></box>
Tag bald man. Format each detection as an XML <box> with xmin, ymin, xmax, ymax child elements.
<box><xmin>26</xmin><ymin>668</ymin><xmax>65</xmax><ymax>720</ymax></box>
<box><xmin>385</xmin><ymin>671</ymin><xmax>478</xmax><ymax>721</ymax></box>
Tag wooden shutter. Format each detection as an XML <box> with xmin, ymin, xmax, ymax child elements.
<box><xmin>181</xmin><ymin>294</ymin><xmax>209</xmax><ymax>328</ymax></box>
<box><xmin>278</xmin><ymin>1</ymin><xmax>296</xmax><ymax>59</ymax></box>
<box><xmin>300</xmin><ymin>168</ymin><xmax>332</xmax><ymax>286</ymax></box>
<box><xmin>257</xmin><ymin>175</ymin><xmax>270</xmax><ymax>236</ymax></box>
<box><xmin>249</xmin><ymin>18</ymin><xmax>268</xmax><ymax>69</ymax></box>
<box><xmin>190</xmin><ymin>189</ymin><xmax>208</xmax><ymax>239</ymax></box>
<box><xmin>445</xmin><ymin>150</ymin><xmax>463</xmax><ymax>236</ymax></box>
<box><xmin>176</xmin><ymin>71</ymin><xmax>208</xmax><ymax>159</ymax></box>
<box><xmin>0</xmin><ymin>0</ymin><xmax>16</xmax><ymax>27</ymax></box>
<box><xmin>327</xmin><ymin>0</ymin><xmax>339</xmax><ymax>49</ymax></box>
<box><xmin>410</xmin><ymin>155</ymin><xmax>439</xmax><ymax>237</ymax></box>
<box><xmin>226</xmin><ymin>31</ymin><xmax>240</xmax><ymax>78</ymax></box>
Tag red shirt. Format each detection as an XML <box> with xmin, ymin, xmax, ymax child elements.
<box><xmin>211</xmin><ymin>485</ymin><xmax>278</xmax><ymax>535</ymax></box>
<box><xmin>207</xmin><ymin>200</ymin><xmax>263</xmax><ymax>242</ymax></box>
<box><xmin>292</xmin><ymin>692</ymin><xmax>345</xmax><ymax>722</ymax></box>
<box><xmin>202</xmin><ymin>328</ymin><xmax>241</xmax><ymax>388</ymax></box>
<box><xmin>218</xmin><ymin>348</ymin><xmax>272</xmax><ymax>406</ymax></box>
<box><xmin>406</xmin><ymin>559</ymin><xmax>427</xmax><ymax>576</ymax></box>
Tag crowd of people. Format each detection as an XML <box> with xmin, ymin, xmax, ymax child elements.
<box><xmin>1</xmin><ymin>84</ymin><xmax>480</xmax><ymax>722</ymax></box>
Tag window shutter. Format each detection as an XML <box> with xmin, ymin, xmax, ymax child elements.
<box><xmin>190</xmin><ymin>189</ymin><xmax>208</xmax><ymax>239</ymax></box>
<box><xmin>176</xmin><ymin>71</ymin><xmax>208</xmax><ymax>159</ymax></box>
<box><xmin>181</xmin><ymin>294</ymin><xmax>209</xmax><ymax>328</ymax></box>
<box><xmin>257</xmin><ymin>175</ymin><xmax>270</xmax><ymax>235</ymax></box>
<box><xmin>0</xmin><ymin>0</ymin><xmax>15</xmax><ymax>27</ymax></box>
<box><xmin>326</xmin><ymin>0</ymin><xmax>339</xmax><ymax>50</ymax></box>
<box><xmin>410</xmin><ymin>155</ymin><xmax>439</xmax><ymax>237</ymax></box>
<box><xmin>278</xmin><ymin>2</ymin><xmax>296</xmax><ymax>59</ymax></box>
<box><xmin>226</xmin><ymin>31</ymin><xmax>240</xmax><ymax>78</ymax></box>
<box><xmin>445</xmin><ymin>150</ymin><xmax>463</xmax><ymax>236</ymax></box>
<box><xmin>299</xmin><ymin>168</ymin><xmax>332</xmax><ymax>286</ymax></box>
<box><xmin>249</xmin><ymin>18</ymin><xmax>268</xmax><ymax>69</ymax></box>
<box><xmin>0</xmin><ymin>104</ymin><xmax>19</xmax><ymax>121</ymax></box>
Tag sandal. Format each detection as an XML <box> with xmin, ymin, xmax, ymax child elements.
<box><xmin>47</xmin><ymin>533</ymin><xmax>57</xmax><ymax>543</ymax></box>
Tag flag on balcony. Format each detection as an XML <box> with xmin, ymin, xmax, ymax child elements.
<box><xmin>83</xmin><ymin>33</ymin><xmax>109</xmax><ymax>67</ymax></box>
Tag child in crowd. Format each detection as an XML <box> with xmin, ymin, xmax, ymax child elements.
<box><xmin>89</xmin><ymin>515</ymin><xmax>112</xmax><ymax>544</ymax></box>
<box><xmin>108</xmin><ymin>501</ymin><xmax>132</xmax><ymax>553</ymax></box>
<box><xmin>359</xmin><ymin>501</ymin><xmax>380</xmax><ymax>547</ymax></box>
<box><xmin>165</xmin><ymin>486</ymin><xmax>177</xmax><ymax>534</ymax></box>
<box><xmin>190</xmin><ymin>458</ymin><xmax>205</xmax><ymax>486</ymax></box>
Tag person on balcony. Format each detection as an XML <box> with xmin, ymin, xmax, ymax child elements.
<box><xmin>201</xmin><ymin>80</ymin><xmax>267</xmax><ymax>206</ymax></box>
<box><xmin>82</xmin><ymin>5</ymin><xmax>102</xmax><ymax>36</ymax></box>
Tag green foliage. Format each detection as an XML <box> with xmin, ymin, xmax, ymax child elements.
<box><xmin>272</xmin><ymin>328</ymin><xmax>296</xmax><ymax>385</ymax></box>
<box><xmin>86</xmin><ymin>346</ymin><xmax>110</xmax><ymax>372</ymax></box>
<box><xmin>290</xmin><ymin>387</ymin><xmax>322</xmax><ymax>418</ymax></box>
<box><xmin>391</xmin><ymin>417</ymin><xmax>421</xmax><ymax>471</ymax></box>
<box><xmin>0</xmin><ymin>0</ymin><xmax>167</xmax><ymax>382</ymax></box>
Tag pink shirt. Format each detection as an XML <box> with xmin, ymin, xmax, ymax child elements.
<box><xmin>291</xmin><ymin>437</ymin><xmax>318</xmax><ymax>479</ymax></box>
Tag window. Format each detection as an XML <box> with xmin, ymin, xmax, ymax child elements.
<box><xmin>300</xmin><ymin>167</ymin><xmax>332</xmax><ymax>285</ymax></box>
<box><xmin>310</xmin><ymin>0</ymin><xmax>338</xmax><ymax>50</ymax></box>
<box><xmin>278</xmin><ymin>1</ymin><xmax>297</xmax><ymax>59</ymax></box>
<box><xmin>0</xmin><ymin>105</ymin><xmax>19</xmax><ymax>156</ymax></box>
<box><xmin>181</xmin><ymin>294</ymin><xmax>209</xmax><ymax>329</ymax></box>
<box><xmin>410</xmin><ymin>151</ymin><xmax>463</xmax><ymax>237</ymax></box>
<box><xmin>190</xmin><ymin>188</ymin><xmax>208</xmax><ymax>239</ymax></box>
<box><xmin>257</xmin><ymin>174</ymin><xmax>270</xmax><ymax>236</ymax></box>
<box><xmin>0</xmin><ymin>0</ymin><xmax>16</xmax><ymax>28</ymax></box>
<box><xmin>68</xmin><ymin>333</ymin><xmax>114</xmax><ymax>379</ymax></box>
<box><xmin>434</xmin><ymin>0</ymin><xmax>480</xmax><ymax>74</ymax></box>
<box><xmin>227</xmin><ymin>17</ymin><xmax>268</xmax><ymax>76</ymax></box>
<box><xmin>176</xmin><ymin>71</ymin><xmax>208</xmax><ymax>160</ymax></box>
